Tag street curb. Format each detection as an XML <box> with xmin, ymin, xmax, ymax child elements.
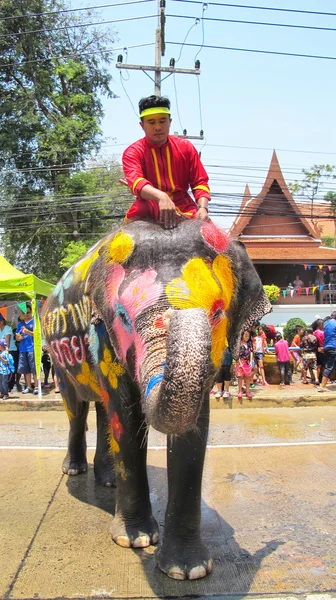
<box><xmin>1</xmin><ymin>394</ymin><xmax>336</xmax><ymax>411</ymax></box>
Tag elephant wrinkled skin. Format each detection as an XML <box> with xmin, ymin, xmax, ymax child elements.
<box><xmin>42</xmin><ymin>219</ymin><xmax>271</xmax><ymax>580</ymax></box>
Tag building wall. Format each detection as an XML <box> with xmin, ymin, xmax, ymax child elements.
<box><xmin>261</xmin><ymin>304</ymin><xmax>336</xmax><ymax>326</ymax></box>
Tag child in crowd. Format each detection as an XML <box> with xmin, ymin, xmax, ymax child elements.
<box><xmin>312</xmin><ymin>318</ymin><xmax>325</xmax><ymax>381</ymax></box>
<box><xmin>274</xmin><ymin>332</ymin><xmax>293</xmax><ymax>386</ymax></box>
<box><xmin>215</xmin><ymin>347</ymin><xmax>232</xmax><ymax>399</ymax></box>
<box><xmin>41</xmin><ymin>346</ymin><xmax>51</xmax><ymax>387</ymax></box>
<box><xmin>300</xmin><ymin>327</ymin><xmax>319</xmax><ymax>385</ymax></box>
<box><xmin>235</xmin><ymin>330</ymin><xmax>253</xmax><ymax>400</ymax></box>
<box><xmin>0</xmin><ymin>339</ymin><xmax>11</xmax><ymax>400</ymax></box>
<box><xmin>291</xmin><ymin>325</ymin><xmax>304</xmax><ymax>373</ymax></box>
<box><xmin>252</xmin><ymin>325</ymin><xmax>268</xmax><ymax>386</ymax></box>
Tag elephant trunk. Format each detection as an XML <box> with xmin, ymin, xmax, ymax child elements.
<box><xmin>144</xmin><ymin>308</ymin><xmax>213</xmax><ymax>435</ymax></box>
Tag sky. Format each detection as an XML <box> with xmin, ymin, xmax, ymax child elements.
<box><xmin>72</xmin><ymin>0</ymin><xmax>336</xmax><ymax>228</ymax></box>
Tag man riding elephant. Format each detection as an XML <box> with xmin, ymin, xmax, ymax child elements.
<box><xmin>122</xmin><ymin>95</ymin><xmax>210</xmax><ymax>229</ymax></box>
<box><xmin>42</xmin><ymin>219</ymin><xmax>271</xmax><ymax>581</ymax></box>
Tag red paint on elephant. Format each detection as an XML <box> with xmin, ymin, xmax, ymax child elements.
<box><xmin>201</xmin><ymin>221</ymin><xmax>229</xmax><ymax>253</ymax></box>
<box><xmin>110</xmin><ymin>412</ymin><xmax>124</xmax><ymax>441</ymax></box>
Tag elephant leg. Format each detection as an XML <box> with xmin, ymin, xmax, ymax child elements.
<box><xmin>94</xmin><ymin>401</ymin><xmax>116</xmax><ymax>487</ymax></box>
<box><xmin>157</xmin><ymin>394</ymin><xmax>212</xmax><ymax>580</ymax></box>
<box><xmin>61</xmin><ymin>383</ymin><xmax>89</xmax><ymax>476</ymax></box>
<box><xmin>109</xmin><ymin>395</ymin><xmax>159</xmax><ymax>549</ymax></box>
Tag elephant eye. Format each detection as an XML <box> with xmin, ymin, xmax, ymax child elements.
<box><xmin>115</xmin><ymin>302</ymin><xmax>132</xmax><ymax>333</ymax></box>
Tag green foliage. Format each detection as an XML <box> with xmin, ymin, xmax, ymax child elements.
<box><xmin>288</xmin><ymin>164</ymin><xmax>336</xmax><ymax>219</ymax></box>
<box><xmin>322</xmin><ymin>235</ymin><xmax>336</xmax><ymax>248</ymax></box>
<box><xmin>59</xmin><ymin>241</ymin><xmax>89</xmax><ymax>269</ymax></box>
<box><xmin>0</xmin><ymin>0</ymin><xmax>133</xmax><ymax>281</ymax></box>
<box><xmin>283</xmin><ymin>317</ymin><xmax>307</xmax><ymax>344</ymax></box>
<box><xmin>263</xmin><ymin>284</ymin><xmax>280</xmax><ymax>303</ymax></box>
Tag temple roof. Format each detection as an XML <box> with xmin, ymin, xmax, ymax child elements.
<box><xmin>230</xmin><ymin>151</ymin><xmax>320</xmax><ymax>240</ymax></box>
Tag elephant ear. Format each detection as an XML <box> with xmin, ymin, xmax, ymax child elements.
<box><xmin>226</xmin><ymin>240</ymin><xmax>272</xmax><ymax>358</ymax></box>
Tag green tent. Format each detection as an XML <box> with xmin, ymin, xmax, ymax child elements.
<box><xmin>0</xmin><ymin>255</ymin><xmax>54</xmax><ymax>398</ymax></box>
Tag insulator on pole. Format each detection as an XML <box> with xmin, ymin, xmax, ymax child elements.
<box><xmin>117</xmin><ymin>54</ymin><xmax>123</xmax><ymax>63</ymax></box>
<box><xmin>195</xmin><ymin>60</ymin><xmax>200</xmax><ymax>69</ymax></box>
<box><xmin>169</xmin><ymin>58</ymin><xmax>175</xmax><ymax>67</ymax></box>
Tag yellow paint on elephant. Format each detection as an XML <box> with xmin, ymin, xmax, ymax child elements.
<box><xmin>76</xmin><ymin>362</ymin><xmax>101</xmax><ymax>396</ymax></box>
<box><xmin>73</xmin><ymin>242</ymin><xmax>105</xmax><ymax>283</ymax></box>
<box><xmin>100</xmin><ymin>347</ymin><xmax>125</xmax><ymax>389</ymax></box>
<box><xmin>109</xmin><ymin>434</ymin><xmax>120</xmax><ymax>455</ymax></box>
<box><xmin>115</xmin><ymin>460</ymin><xmax>127</xmax><ymax>481</ymax></box>
<box><xmin>62</xmin><ymin>399</ymin><xmax>74</xmax><ymax>421</ymax></box>
<box><xmin>109</xmin><ymin>232</ymin><xmax>134</xmax><ymax>263</ymax></box>
<box><xmin>165</xmin><ymin>255</ymin><xmax>235</xmax><ymax>368</ymax></box>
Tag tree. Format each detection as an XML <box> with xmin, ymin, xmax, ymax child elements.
<box><xmin>0</xmin><ymin>0</ymin><xmax>129</xmax><ymax>280</ymax></box>
<box><xmin>288</xmin><ymin>164</ymin><xmax>335</xmax><ymax>218</ymax></box>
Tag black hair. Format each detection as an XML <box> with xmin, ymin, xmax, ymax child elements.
<box><xmin>331</xmin><ymin>311</ymin><xmax>336</xmax><ymax>320</ymax></box>
<box><xmin>306</xmin><ymin>327</ymin><xmax>313</xmax><ymax>335</ymax></box>
<box><xmin>26</xmin><ymin>304</ymin><xmax>32</xmax><ymax>312</ymax></box>
<box><xmin>275</xmin><ymin>332</ymin><xmax>282</xmax><ymax>340</ymax></box>
<box><xmin>312</xmin><ymin>318</ymin><xmax>324</xmax><ymax>331</ymax></box>
<box><xmin>296</xmin><ymin>324</ymin><xmax>304</xmax><ymax>332</ymax></box>
<box><xmin>139</xmin><ymin>95</ymin><xmax>170</xmax><ymax>121</ymax></box>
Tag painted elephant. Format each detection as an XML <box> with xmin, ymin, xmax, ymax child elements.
<box><xmin>42</xmin><ymin>219</ymin><xmax>271</xmax><ymax>580</ymax></box>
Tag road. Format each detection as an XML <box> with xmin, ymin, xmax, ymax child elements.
<box><xmin>1</xmin><ymin>407</ymin><xmax>336</xmax><ymax>599</ymax></box>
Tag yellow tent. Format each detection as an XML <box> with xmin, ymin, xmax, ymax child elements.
<box><xmin>0</xmin><ymin>255</ymin><xmax>54</xmax><ymax>398</ymax></box>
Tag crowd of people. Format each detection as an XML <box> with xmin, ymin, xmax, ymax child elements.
<box><xmin>0</xmin><ymin>305</ymin><xmax>58</xmax><ymax>400</ymax></box>
<box><xmin>214</xmin><ymin>312</ymin><xmax>336</xmax><ymax>400</ymax></box>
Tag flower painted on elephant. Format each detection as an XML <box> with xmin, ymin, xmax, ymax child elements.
<box><xmin>98</xmin><ymin>377</ymin><xmax>110</xmax><ymax>410</ymax></box>
<box><xmin>108</xmin><ymin>232</ymin><xmax>134</xmax><ymax>264</ymax></box>
<box><xmin>201</xmin><ymin>221</ymin><xmax>229</xmax><ymax>253</ymax></box>
<box><xmin>99</xmin><ymin>347</ymin><xmax>125</xmax><ymax>389</ymax></box>
<box><xmin>52</xmin><ymin>271</ymin><xmax>74</xmax><ymax>305</ymax></box>
<box><xmin>110</xmin><ymin>412</ymin><xmax>124</xmax><ymax>441</ymax></box>
<box><xmin>76</xmin><ymin>362</ymin><xmax>100</xmax><ymax>396</ymax></box>
<box><xmin>106</xmin><ymin>264</ymin><xmax>162</xmax><ymax>381</ymax></box>
<box><xmin>165</xmin><ymin>255</ymin><xmax>235</xmax><ymax>367</ymax></box>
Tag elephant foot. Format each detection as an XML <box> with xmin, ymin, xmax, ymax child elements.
<box><xmin>111</xmin><ymin>512</ymin><xmax>159</xmax><ymax>548</ymax></box>
<box><xmin>62</xmin><ymin>451</ymin><xmax>88</xmax><ymax>476</ymax></box>
<box><xmin>94</xmin><ymin>453</ymin><xmax>116</xmax><ymax>488</ymax></box>
<box><xmin>156</xmin><ymin>536</ymin><xmax>213</xmax><ymax>580</ymax></box>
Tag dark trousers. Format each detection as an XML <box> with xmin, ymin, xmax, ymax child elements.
<box><xmin>8</xmin><ymin>350</ymin><xmax>19</xmax><ymax>391</ymax></box>
<box><xmin>0</xmin><ymin>373</ymin><xmax>9</xmax><ymax>397</ymax></box>
<box><xmin>323</xmin><ymin>348</ymin><xmax>336</xmax><ymax>379</ymax></box>
<box><xmin>278</xmin><ymin>361</ymin><xmax>292</xmax><ymax>384</ymax></box>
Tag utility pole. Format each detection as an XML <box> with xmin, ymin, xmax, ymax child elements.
<box><xmin>116</xmin><ymin>0</ymin><xmax>203</xmax><ymax>139</ymax></box>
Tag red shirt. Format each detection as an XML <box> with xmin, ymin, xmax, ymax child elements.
<box><xmin>122</xmin><ymin>135</ymin><xmax>210</xmax><ymax>219</ymax></box>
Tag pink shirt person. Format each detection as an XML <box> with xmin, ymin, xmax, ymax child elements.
<box><xmin>275</xmin><ymin>339</ymin><xmax>290</xmax><ymax>362</ymax></box>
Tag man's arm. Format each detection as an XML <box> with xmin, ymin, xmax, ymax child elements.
<box><xmin>122</xmin><ymin>145</ymin><xmax>177</xmax><ymax>229</ymax></box>
<box><xmin>188</xmin><ymin>144</ymin><xmax>211</xmax><ymax>221</ymax></box>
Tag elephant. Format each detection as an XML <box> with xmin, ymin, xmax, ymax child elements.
<box><xmin>42</xmin><ymin>218</ymin><xmax>271</xmax><ymax>581</ymax></box>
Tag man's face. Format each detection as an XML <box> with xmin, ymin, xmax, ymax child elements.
<box><xmin>140</xmin><ymin>114</ymin><xmax>171</xmax><ymax>146</ymax></box>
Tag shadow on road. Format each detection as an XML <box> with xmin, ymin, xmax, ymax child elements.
<box><xmin>66</xmin><ymin>463</ymin><xmax>283</xmax><ymax>597</ymax></box>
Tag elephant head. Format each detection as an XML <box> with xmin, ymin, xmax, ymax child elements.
<box><xmin>88</xmin><ymin>219</ymin><xmax>271</xmax><ymax>436</ymax></box>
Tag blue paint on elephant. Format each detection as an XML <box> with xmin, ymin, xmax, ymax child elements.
<box><xmin>145</xmin><ymin>373</ymin><xmax>164</xmax><ymax>398</ymax></box>
<box><xmin>115</xmin><ymin>302</ymin><xmax>132</xmax><ymax>333</ymax></box>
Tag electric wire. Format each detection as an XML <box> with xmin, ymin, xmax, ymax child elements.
<box><xmin>170</xmin><ymin>0</ymin><xmax>336</xmax><ymax>18</ymax></box>
<box><xmin>0</xmin><ymin>0</ymin><xmax>156</xmax><ymax>22</ymax></box>
<box><xmin>167</xmin><ymin>41</ymin><xmax>336</xmax><ymax>61</ymax></box>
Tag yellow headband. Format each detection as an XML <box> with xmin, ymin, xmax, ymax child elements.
<box><xmin>139</xmin><ymin>107</ymin><xmax>171</xmax><ymax>119</ymax></box>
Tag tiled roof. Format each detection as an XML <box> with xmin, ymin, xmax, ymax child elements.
<box><xmin>297</xmin><ymin>203</ymin><xmax>335</xmax><ymax>238</ymax></box>
<box><xmin>246</xmin><ymin>245</ymin><xmax>336</xmax><ymax>262</ymax></box>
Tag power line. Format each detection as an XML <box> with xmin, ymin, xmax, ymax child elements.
<box><xmin>167</xmin><ymin>13</ymin><xmax>336</xmax><ymax>33</ymax></box>
<box><xmin>167</xmin><ymin>41</ymin><xmax>336</xmax><ymax>61</ymax></box>
<box><xmin>0</xmin><ymin>14</ymin><xmax>156</xmax><ymax>40</ymax></box>
<box><xmin>170</xmin><ymin>0</ymin><xmax>336</xmax><ymax>18</ymax></box>
<box><xmin>0</xmin><ymin>0</ymin><xmax>155</xmax><ymax>22</ymax></box>
<box><xmin>0</xmin><ymin>42</ymin><xmax>154</xmax><ymax>69</ymax></box>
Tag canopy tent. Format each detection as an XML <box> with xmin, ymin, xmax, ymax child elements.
<box><xmin>0</xmin><ymin>255</ymin><xmax>54</xmax><ymax>398</ymax></box>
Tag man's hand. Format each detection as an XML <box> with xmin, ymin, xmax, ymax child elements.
<box><xmin>196</xmin><ymin>207</ymin><xmax>209</xmax><ymax>221</ymax></box>
<box><xmin>158</xmin><ymin>193</ymin><xmax>178</xmax><ymax>229</ymax></box>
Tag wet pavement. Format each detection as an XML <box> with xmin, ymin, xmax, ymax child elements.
<box><xmin>1</xmin><ymin>408</ymin><xmax>336</xmax><ymax>599</ymax></box>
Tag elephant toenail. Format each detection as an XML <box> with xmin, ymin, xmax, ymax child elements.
<box><xmin>168</xmin><ymin>567</ymin><xmax>186</xmax><ymax>580</ymax></box>
<box><xmin>151</xmin><ymin>532</ymin><xmax>159</xmax><ymax>544</ymax></box>
<box><xmin>207</xmin><ymin>558</ymin><xmax>213</xmax><ymax>573</ymax></box>
<box><xmin>66</xmin><ymin>469</ymin><xmax>79</xmax><ymax>476</ymax></box>
<box><xmin>133</xmin><ymin>535</ymin><xmax>150</xmax><ymax>548</ymax></box>
<box><xmin>114</xmin><ymin>536</ymin><xmax>131</xmax><ymax>548</ymax></box>
<box><xmin>189</xmin><ymin>566</ymin><xmax>207</xmax><ymax>580</ymax></box>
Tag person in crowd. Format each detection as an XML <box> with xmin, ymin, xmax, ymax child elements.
<box><xmin>300</xmin><ymin>327</ymin><xmax>319</xmax><ymax>385</ymax></box>
<box><xmin>41</xmin><ymin>346</ymin><xmax>51</xmax><ymax>387</ymax></box>
<box><xmin>235</xmin><ymin>330</ymin><xmax>253</xmax><ymax>400</ymax></box>
<box><xmin>312</xmin><ymin>318</ymin><xmax>325</xmax><ymax>381</ymax></box>
<box><xmin>252</xmin><ymin>325</ymin><xmax>268</xmax><ymax>386</ymax></box>
<box><xmin>16</xmin><ymin>304</ymin><xmax>37</xmax><ymax>395</ymax></box>
<box><xmin>0</xmin><ymin>314</ymin><xmax>20</xmax><ymax>393</ymax></box>
<box><xmin>318</xmin><ymin>311</ymin><xmax>336</xmax><ymax>392</ymax></box>
<box><xmin>0</xmin><ymin>339</ymin><xmax>10</xmax><ymax>400</ymax></box>
<box><xmin>293</xmin><ymin>274</ymin><xmax>304</xmax><ymax>289</ymax></box>
<box><xmin>291</xmin><ymin>325</ymin><xmax>304</xmax><ymax>372</ymax></box>
<box><xmin>214</xmin><ymin>347</ymin><xmax>232</xmax><ymax>399</ymax></box>
<box><xmin>287</xmin><ymin>282</ymin><xmax>294</xmax><ymax>290</ymax></box>
<box><xmin>274</xmin><ymin>332</ymin><xmax>293</xmax><ymax>386</ymax></box>
<box><xmin>122</xmin><ymin>95</ymin><xmax>210</xmax><ymax>229</ymax></box>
